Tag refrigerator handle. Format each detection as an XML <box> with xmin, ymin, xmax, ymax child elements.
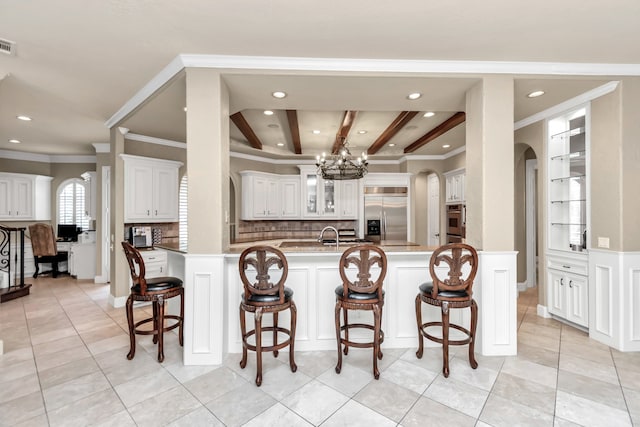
<box><xmin>383</xmin><ymin>211</ymin><xmax>387</xmax><ymax>240</ymax></box>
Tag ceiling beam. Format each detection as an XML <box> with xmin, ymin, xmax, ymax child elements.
<box><xmin>403</xmin><ymin>112</ymin><xmax>466</xmax><ymax>153</ymax></box>
<box><xmin>367</xmin><ymin>111</ymin><xmax>420</xmax><ymax>155</ymax></box>
<box><xmin>230</xmin><ymin>112</ymin><xmax>262</xmax><ymax>150</ymax></box>
<box><xmin>332</xmin><ymin>110</ymin><xmax>358</xmax><ymax>154</ymax></box>
<box><xmin>286</xmin><ymin>110</ymin><xmax>302</xmax><ymax>154</ymax></box>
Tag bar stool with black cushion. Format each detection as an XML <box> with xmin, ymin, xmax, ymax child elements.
<box><xmin>415</xmin><ymin>243</ymin><xmax>479</xmax><ymax>377</ymax></box>
<box><xmin>121</xmin><ymin>241</ymin><xmax>184</xmax><ymax>363</ymax></box>
<box><xmin>335</xmin><ymin>245</ymin><xmax>387</xmax><ymax>379</ymax></box>
<box><xmin>238</xmin><ymin>245</ymin><xmax>297</xmax><ymax>386</ymax></box>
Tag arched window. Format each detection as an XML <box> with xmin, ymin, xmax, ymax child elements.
<box><xmin>57</xmin><ymin>178</ymin><xmax>89</xmax><ymax>230</ymax></box>
<box><xmin>179</xmin><ymin>174</ymin><xmax>188</xmax><ymax>251</ymax></box>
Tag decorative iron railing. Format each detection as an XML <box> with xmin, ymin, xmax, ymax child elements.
<box><xmin>0</xmin><ymin>225</ymin><xmax>29</xmax><ymax>301</ymax></box>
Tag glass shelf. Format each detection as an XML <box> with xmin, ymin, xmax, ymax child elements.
<box><xmin>550</xmin><ymin>199</ymin><xmax>586</xmax><ymax>204</ymax></box>
<box><xmin>550</xmin><ymin>151</ymin><xmax>586</xmax><ymax>161</ymax></box>
<box><xmin>550</xmin><ymin>175</ymin><xmax>585</xmax><ymax>182</ymax></box>
<box><xmin>550</xmin><ymin>127</ymin><xmax>585</xmax><ymax>140</ymax></box>
<box><xmin>551</xmin><ymin>222</ymin><xmax>587</xmax><ymax>227</ymax></box>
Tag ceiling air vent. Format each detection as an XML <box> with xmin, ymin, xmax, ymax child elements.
<box><xmin>0</xmin><ymin>38</ymin><xmax>16</xmax><ymax>55</ymax></box>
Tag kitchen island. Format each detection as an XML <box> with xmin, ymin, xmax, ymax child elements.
<box><xmin>163</xmin><ymin>240</ymin><xmax>517</xmax><ymax>365</ymax></box>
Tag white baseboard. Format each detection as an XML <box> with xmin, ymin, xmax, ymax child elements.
<box><xmin>537</xmin><ymin>304</ymin><xmax>551</xmax><ymax>318</ymax></box>
<box><xmin>0</xmin><ymin>339</ymin><xmax>3</xmax><ymax>355</ymax></box>
<box><xmin>517</xmin><ymin>281</ymin><xmax>528</xmax><ymax>292</ymax></box>
<box><xmin>109</xmin><ymin>294</ymin><xmax>127</xmax><ymax>308</ymax></box>
<box><xmin>94</xmin><ymin>275</ymin><xmax>108</xmax><ymax>284</ymax></box>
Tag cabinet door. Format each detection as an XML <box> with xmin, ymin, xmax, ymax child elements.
<box><xmin>280</xmin><ymin>178</ymin><xmax>300</xmax><ymax>218</ymax></box>
<box><xmin>339</xmin><ymin>180</ymin><xmax>358</xmax><ymax>218</ymax></box>
<box><xmin>251</xmin><ymin>176</ymin><xmax>270</xmax><ymax>218</ymax></box>
<box><xmin>566</xmin><ymin>273</ymin><xmax>588</xmax><ymax>327</ymax></box>
<box><xmin>302</xmin><ymin>173</ymin><xmax>320</xmax><ymax>217</ymax></box>
<box><xmin>12</xmin><ymin>177</ymin><xmax>33</xmax><ymax>219</ymax></box>
<box><xmin>548</xmin><ymin>269</ymin><xmax>566</xmax><ymax>317</ymax></box>
<box><xmin>320</xmin><ymin>179</ymin><xmax>338</xmax><ymax>217</ymax></box>
<box><xmin>126</xmin><ymin>163</ymin><xmax>154</xmax><ymax>221</ymax></box>
<box><xmin>0</xmin><ymin>177</ymin><xmax>11</xmax><ymax>218</ymax></box>
<box><xmin>265</xmin><ymin>179</ymin><xmax>279</xmax><ymax>218</ymax></box>
<box><xmin>153</xmin><ymin>166</ymin><xmax>179</xmax><ymax>220</ymax></box>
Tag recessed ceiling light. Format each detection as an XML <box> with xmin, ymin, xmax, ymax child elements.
<box><xmin>183</xmin><ymin>107</ymin><xmax>187</xmax><ymax>112</ymax></box>
<box><xmin>276</xmin><ymin>142</ymin><xmax>284</xmax><ymax>147</ymax></box>
<box><xmin>272</xmin><ymin>91</ymin><xmax>287</xmax><ymax>99</ymax></box>
<box><xmin>389</xmin><ymin>143</ymin><xmax>396</xmax><ymax>147</ymax></box>
<box><xmin>405</xmin><ymin>125</ymin><xmax>417</xmax><ymax>130</ymax></box>
<box><xmin>423</xmin><ymin>112</ymin><xmax>435</xmax><ymax>118</ymax></box>
<box><xmin>357</xmin><ymin>130</ymin><xmax>367</xmax><ymax>134</ymax></box>
<box><xmin>9</xmin><ymin>139</ymin><xmax>21</xmax><ymax>144</ymax></box>
<box><xmin>527</xmin><ymin>90</ymin><xmax>545</xmax><ymax>98</ymax></box>
<box><xmin>442</xmin><ymin>144</ymin><xmax>451</xmax><ymax>148</ymax></box>
<box><xmin>267</xmin><ymin>124</ymin><xmax>279</xmax><ymax>128</ymax></box>
<box><xmin>312</xmin><ymin>130</ymin><xmax>321</xmax><ymax>134</ymax></box>
<box><xmin>263</xmin><ymin>110</ymin><xmax>274</xmax><ymax>116</ymax></box>
<box><xmin>16</xmin><ymin>115</ymin><xmax>32</xmax><ymax>121</ymax></box>
<box><xmin>407</xmin><ymin>92</ymin><xmax>422</xmax><ymax>100</ymax></box>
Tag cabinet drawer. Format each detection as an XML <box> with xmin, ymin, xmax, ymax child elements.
<box><xmin>547</xmin><ymin>256</ymin><xmax>588</xmax><ymax>276</ymax></box>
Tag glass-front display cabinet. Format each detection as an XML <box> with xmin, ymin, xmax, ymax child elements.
<box><xmin>302</xmin><ymin>172</ymin><xmax>337</xmax><ymax>218</ymax></box>
<box><xmin>548</xmin><ymin>107</ymin><xmax>589</xmax><ymax>253</ymax></box>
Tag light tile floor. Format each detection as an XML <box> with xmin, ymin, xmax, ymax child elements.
<box><xmin>1</xmin><ymin>277</ymin><xmax>639</xmax><ymax>426</ymax></box>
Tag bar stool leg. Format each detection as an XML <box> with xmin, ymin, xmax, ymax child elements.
<box><xmin>415</xmin><ymin>295</ymin><xmax>424</xmax><ymax>358</ymax></box>
<box><xmin>126</xmin><ymin>295</ymin><xmax>136</xmax><ymax>360</ymax></box>
<box><xmin>289</xmin><ymin>301</ymin><xmax>297</xmax><ymax>372</ymax></box>
<box><xmin>239</xmin><ymin>306</ymin><xmax>248</xmax><ymax>369</ymax></box>
<box><xmin>273</xmin><ymin>312</ymin><xmax>279</xmax><ymax>357</ymax></box>
<box><xmin>152</xmin><ymin>302</ymin><xmax>159</xmax><ymax>344</ymax></box>
<box><xmin>179</xmin><ymin>291</ymin><xmax>184</xmax><ymax>347</ymax></box>
<box><xmin>156</xmin><ymin>295</ymin><xmax>165</xmax><ymax>363</ymax></box>
<box><xmin>334</xmin><ymin>303</ymin><xmax>343</xmax><ymax>374</ymax></box>
<box><xmin>469</xmin><ymin>300</ymin><xmax>478</xmax><ymax>369</ymax></box>
<box><xmin>343</xmin><ymin>309</ymin><xmax>349</xmax><ymax>355</ymax></box>
<box><xmin>372</xmin><ymin>304</ymin><xmax>381</xmax><ymax>380</ymax></box>
<box><xmin>441</xmin><ymin>301</ymin><xmax>450</xmax><ymax>378</ymax></box>
<box><xmin>255</xmin><ymin>308</ymin><xmax>263</xmax><ymax>386</ymax></box>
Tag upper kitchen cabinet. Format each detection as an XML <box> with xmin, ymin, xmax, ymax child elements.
<box><xmin>338</xmin><ymin>180</ymin><xmax>359</xmax><ymax>219</ymax></box>
<box><xmin>444</xmin><ymin>168</ymin><xmax>465</xmax><ymax>205</ymax></box>
<box><xmin>240</xmin><ymin>171</ymin><xmax>300</xmax><ymax>220</ymax></box>
<box><xmin>548</xmin><ymin>108</ymin><xmax>589</xmax><ymax>254</ymax></box>
<box><xmin>121</xmin><ymin>155</ymin><xmax>182</xmax><ymax>223</ymax></box>
<box><xmin>0</xmin><ymin>172</ymin><xmax>52</xmax><ymax>221</ymax></box>
<box><xmin>299</xmin><ymin>166</ymin><xmax>338</xmax><ymax>219</ymax></box>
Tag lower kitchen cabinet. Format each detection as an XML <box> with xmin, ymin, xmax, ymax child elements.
<box><xmin>547</xmin><ymin>253</ymin><xmax>589</xmax><ymax>328</ymax></box>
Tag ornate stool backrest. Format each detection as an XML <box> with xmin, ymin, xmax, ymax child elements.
<box><xmin>339</xmin><ymin>245</ymin><xmax>387</xmax><ymax>301</ymax></box>
<box><xmin>429</xmin><ymin>243</ymin><xmax>478</xmax><ymax>300</ymax></box>
<box><xmin>121</xmin><ymin>241</ymin><xmax>148</xmax><ymax>293</ymax></box>
<box><xmin>239</xmin><ymin>245</ymin><xmax>288</xmax><ymax>305</ymax></box>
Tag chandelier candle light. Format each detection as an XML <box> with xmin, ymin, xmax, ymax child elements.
<box><xmin>316</xmin><ymin>139</ymin><xmax>368</xmax><ymax>180</ymax></box>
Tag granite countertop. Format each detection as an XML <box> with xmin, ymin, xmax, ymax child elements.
<box><xmin>227</xmin><ymin>238</ymin><xmax>435</xmax><ymax>254</ymax></box>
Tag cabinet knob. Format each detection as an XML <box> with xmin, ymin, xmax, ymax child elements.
<box><xmin>569</xmin><ymin>280</ymin><xmax>573</xmax><ymax>288</ymax></box>
<box><xmin>560</xmin><ymin>278</ymin><xmax>564</xmax><ymax>286</ymax></box>
<box><xmin>562</xmin><ymin>265</ymin><xmax>571</xmax><ymax>269</ymax></box>
<box><xmin>147</xmin><ymin>210</ymin><xmax>150</xmax><ymax>216</ymax></box>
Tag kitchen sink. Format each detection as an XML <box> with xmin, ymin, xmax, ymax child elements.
<box><xmin>278</xmin><ymin>240</ymin><xmax>326</xmax><ymax>248</ymax></box>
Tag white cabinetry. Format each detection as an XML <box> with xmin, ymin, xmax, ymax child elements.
<box><xmin>444</xmin><ymin>168</ymin><xmax>465</xmax><ymax>205</ymax></box>
<box><xmin>280</xmin><ymin>177</ymin><xmax>301</xmax><ymax>218</ymax></box>
<box><xmin>121</xmin><ymin>155</ymin><xmax>182</xmax><ymax>223</ymax></box>
<box><xmin>240</xmin><ymin>171</ymin><xmax>300</xmax><ymax>220</ymax></box>
<box><xmin>299</xmin><ymin>166</ymin><xmax>338</xmax><ymax>219</ymax></box>
<box><xmin>0</xmin><ymin>173</ymin><xmax>52</xmax><ymax>221</ymax></box>
<box><xmin>338</xmin><ymin>180</ymin><xmax>358</xmax><ymax>219</ymax></box>
<box><xmin>140</xmin><ymin>250</ymin><xmax>167</xmax><ymax>278</ymax></box>
<box><xmin>68</xmin><ymin>242</ymin><xmax>96</xmax><ymax>280</ymax></box>
<box><xmin>547</xmin><ymin>252</ymin><xmax>589</xmax><ymax>328</ymax></box>
<box><xmin>546</xmin><ymin>107</ymin><xmax>589</xmax><ymax>329</ymax></box>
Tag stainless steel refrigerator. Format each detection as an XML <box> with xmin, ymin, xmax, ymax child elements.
<box><xmin>364</xmin><ymin>187</ymin><xmax>408</xmax><ymax>242</ymax></box>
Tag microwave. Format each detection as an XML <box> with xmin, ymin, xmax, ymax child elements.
<box><xmin>129</xmin><ymin>226</ymin><xmax>153</xmax><ymax>248</ymax></box>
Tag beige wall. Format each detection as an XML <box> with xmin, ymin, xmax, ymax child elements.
<box><xmin>0</xmin><ymin>158</ymin><xmax>51</xmax><ymax>175</ymax></box>
<box><xmin>620</xmin><ymin>78</ymin><xmax>640</xmax><ymax>251</ymax></box>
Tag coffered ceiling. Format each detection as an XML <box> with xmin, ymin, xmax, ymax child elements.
<box><xmin>1</xmin><ymin>1</ymin><xmax>638</xmax><ymax>158</ymax></box>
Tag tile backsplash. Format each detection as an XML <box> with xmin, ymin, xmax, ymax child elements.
<box><xmin>124</xmin><ymin>222</ymin><xmax>179</xmax><ymax>247</ymax></box>
<box><xmin>236</xmin><ymin>219</ymin><xmax>358</xmax><ymax>242</ymax></box>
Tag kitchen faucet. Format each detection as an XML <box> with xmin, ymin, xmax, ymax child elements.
<box><xmin>318</xmin><ymin>226</ymin><xmax>339</xmax><ymax>248</ymax></box>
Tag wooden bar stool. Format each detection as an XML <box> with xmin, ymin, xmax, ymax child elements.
<box><xmin>334</xmin><ymin>245</ymin><xmax>387</xmax><ymax>379</ymax></box>
<box><xmin>415</xmin><ymin>243</ymin><xmax>478</xmax><ymax>377</ymax></box>
<box><xmin>238</xmin><ymin>245</ymin><xmax>297</xmax><ymax>386</ymax></box>
<box><xmin>121</xmin><ymin>242</ymin><xmax>184</xmax><ymax>363</ymax></box>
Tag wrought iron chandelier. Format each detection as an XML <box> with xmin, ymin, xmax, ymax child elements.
<box><xmin>315</xmin><ymin>138</ymin><xmax>368</xmax><ymax>180</ymax></box>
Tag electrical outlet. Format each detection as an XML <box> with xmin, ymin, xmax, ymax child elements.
<box><xmin>598</xmin><ymin>237</ymin><xmax>610</xmax><ymax>248</ymax></box>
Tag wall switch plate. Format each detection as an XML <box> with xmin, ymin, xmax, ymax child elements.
<box><xmin>598</xmin><ymin>237</ymin><xmax>610</xmax><ymax>248</ymax></box>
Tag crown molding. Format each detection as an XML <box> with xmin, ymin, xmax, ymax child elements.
<box><xmin>515</xmin><ymin>81</ymin><xmax>620</xmax><ymax>130</ymax></box>
<box><xmin>126</xmin><ymin>133</ymin><xmax>186</xmax><ymax>149</ymax></box>
<box><xmin>93</xmin><ymin>143</ymin><xmax>110</xmax><ymax>153</ymax></box>
<box><xmin>0</xmin><ymin>149</ymin><xmax>96</xmax><ymax>164</ymax></box>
